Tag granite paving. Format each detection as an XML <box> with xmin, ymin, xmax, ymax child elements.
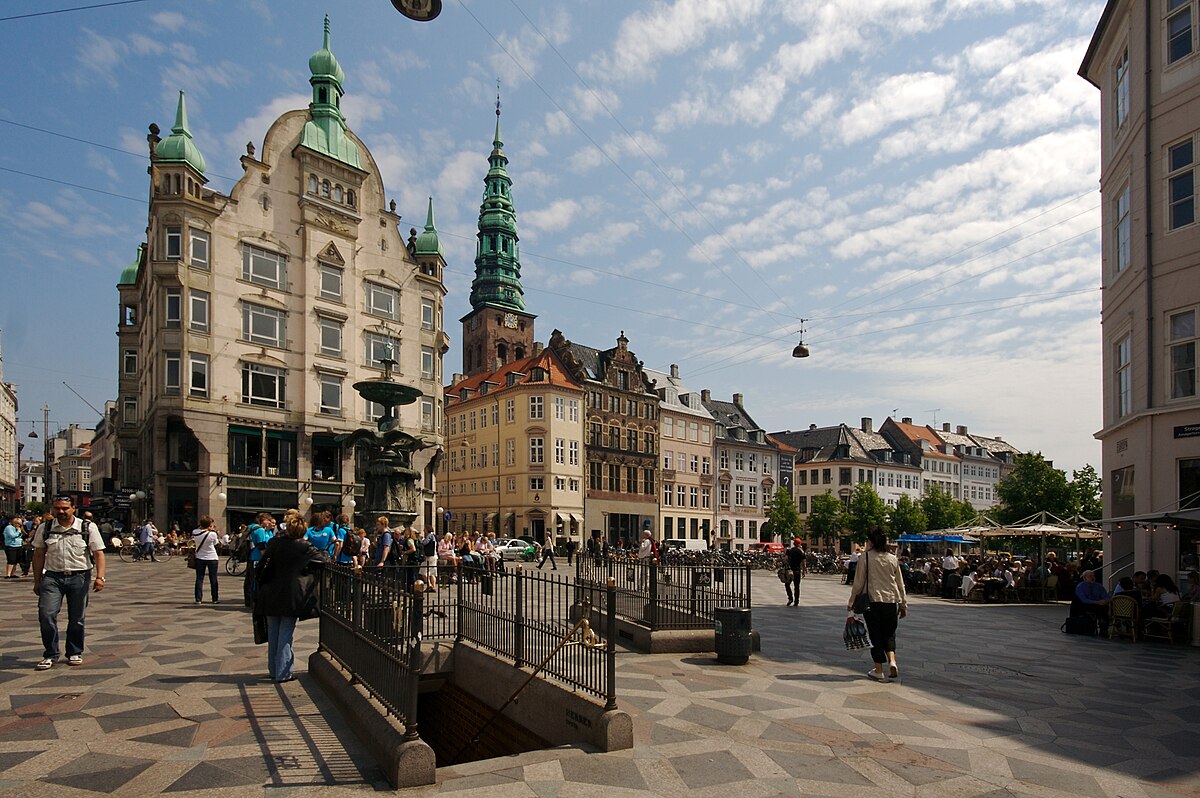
<box><xmin>0</xmin><ymin>559</ymin><xmax>1197</xmax><ymax>796</ymax></box>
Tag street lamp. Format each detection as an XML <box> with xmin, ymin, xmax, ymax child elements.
<box><xmin>390</xmin><ymin>0</ymin><xmax>442</xmax><ymax>20</ymax></box>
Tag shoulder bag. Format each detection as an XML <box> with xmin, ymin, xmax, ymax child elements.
<box><xmin>851</xmin><ymin>551</ymin><xmax>872</xmax><ymax>614</ymax></box>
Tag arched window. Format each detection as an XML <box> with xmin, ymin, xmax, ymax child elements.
<box><xmin>321</xmin><ymin>180</ymin><xmax>330</xmax><ymax>198</ymax></box>
<box><xmin>515</xmin><ymin>346</ymin><xmax>525</xmax><ymax>360</ymax></box>
<box><xmin>318</xmin><ymin>87</ymin><xmax>328</xmax><ymax>105</ymax></box>
<box><xmin>332</xmin><ymin>185</ymin><xmax>343</xmax><ymax>203</ymax></box>
<box><xmin>346</xmin><ymin>189</ymin><xmax>355</xmax><ymax>207</ymax></box>
<box><xmin>308</xmin><ymin>175</ymin><xmax>318</xmax><ymax>194</ymax></box>
<box><xmin>497</xmin><ymin>343</ymin><xmax>507</xmax><ymax>363</ymax></box>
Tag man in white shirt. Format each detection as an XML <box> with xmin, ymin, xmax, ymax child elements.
<box><xmin>32</xmin><ymin>497</ymin><xmax>106</xmax><ymax>670</ymax></box>
<box><xmin>941</xmin><ymin>549</ymin><xmax>960</xmax><ymax>571</ymax></box>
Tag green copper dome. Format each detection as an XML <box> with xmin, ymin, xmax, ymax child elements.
<box><xmin>308</xmin><ymin>15</ymin><xmax>345</xmax><ymax>85</ymax></box>
<box><xmin>468</xmin><ymin>102</ymin><xmax>526</xmax><ymax>313</ymax></box>
<box><xmin>118</xmin><ymin>245</ymin><xmax>143</xmax><ymax>286</ymax></box>
<box><xmin>414</xmin><ymin>197</ymin><xmax>444</xmax><ymax>257</ymax></box>
<box><xmin>155</xmin><ymin>90</ymin><xmax>206</xmax><ymax>174</ymax></box>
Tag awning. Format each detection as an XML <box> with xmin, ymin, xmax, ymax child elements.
<box><xmin>503</xmin><ymin>512</ymin><xmax>515</xmax><ymax>523</ymax></box>
<box><xmin>484</xmin><ymin>512</ymin><xmax>496</xmax><ymax>524</ymax></box>
<box><xmin>570</xmin><ymin>512</ymin><xmax>583</xmax><ymax>525</ymax></box>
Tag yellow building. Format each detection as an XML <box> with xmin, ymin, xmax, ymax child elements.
<box><xmin>648</xmin><ymin>365</ymin><xmax>714</xmax><ymax>544</ymax></box>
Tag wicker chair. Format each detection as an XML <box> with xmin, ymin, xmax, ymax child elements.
<box><xmin>1108</xmin><ymin>594</ymin><xmax>1140</xmax><ymax>641</ymax></box>
<box><xmin>1143</xmin><ymin>600</ymin><xmax>1192</xmax><ymax>644</ymax></box>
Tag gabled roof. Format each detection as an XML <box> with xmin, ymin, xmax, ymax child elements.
<box><xmin>881</xmin><ymin>418</ymin><xmax>958</xmax><ymax>459</ymax></box>
<box><xmin>970</xmin><ymin>434</ymin><xmax>1022</xmax><ymax>458</ymax></box>
<box><xmin>770</xmin><ymin>426</ymin><xmax>843</xmax><ymax>453</ymax></box>
<box><xmin>644</xmin><ymin>367</ymin><xmax>710</xmax><ymax>419</ymax></box>
<box><xmin>444</xmin><ymin>346</ymin><xmax>581</xmax><ymax>403</ymax></box>
<box><xmin>703</xmin><ymin>398</ymin><xmax>775</xmax><ymax>450</ymax></box>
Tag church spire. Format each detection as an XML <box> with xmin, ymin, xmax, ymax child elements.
<box><xmin>468</xmin><ymin>92</ymin><xmax>526</xmax><ymax>313</ymax></box>
<box><xmin>299</xmin><ymin>15</ymin><xmax>360</xmax><ymax>168</ymax></box>
<box><xmin>155</xmin><ymin>90</ymin><xmax>206</xmax><ymax>174</ymax></box>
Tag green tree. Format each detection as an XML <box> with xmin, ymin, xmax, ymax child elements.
<box><xmin>889</xmin><ymin>494</ymin><xmax>926</xmax><ymax>537</ymax></box>
<box><xmin>24</xmin><ymin>500</ymin><xmax>44</xmax><ymax>516</ymax></box>
<box><xmin>994</xmin><ymin>452</ymin><xmax>1072</xmax><ymax>523</ymax></box>
<box><xmin>763</xmin><ymin>487</ymin><xmax>802</xmax><ymax>544</ymax></box>
<box><xmin>921</xmin><ymin>485</ymin><xmax>961</xmax><ymax>530</ymax></box>
<box><xmin>808</xmin><ymin>492</ymin><xmax>844</xmax><ymax>544</ymax></box>
<box><xmin>1068</xmin><ymin>464</ymin><xmax>1103</xmax><ymax>519</ymax></box>
<box><xmin>844</xmin><ymin>482</ymin><xmax>889</xmax><ymax>542</ymax></box>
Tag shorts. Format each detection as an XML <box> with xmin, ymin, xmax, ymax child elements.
<box><xmin>425</xmin><ymin>555</ymin><xmax>438</xmax><ymax>568</ymax></box>
<box><xmin>5</xmin><ymin>546</ymin><xmax>22</xmax><ymax>565</ymax></box>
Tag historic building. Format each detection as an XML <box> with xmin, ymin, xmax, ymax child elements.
<box><xmin>549</xmin><ymin>330</ymin><xmax>659</xmax><ymax>546</ymax></box>
<box><xmin>703</xmin><ymin>392</ymin><xmax>777</xmax><ymax>550</ymax></box>
<box><xmin>115</xmin><ymin>19</ymin><xmax>446</xmax><ymax>533</ymax></box>
<box><xmin>1081</xmin><ymin>1</ymin><xmax>1200</xmax><ymax>575</ymax></box>
<box><xmin>647</xmin><ymin>365</ymin><xmax>714</xmax><ymax>544</ymax></box>
<box><xmin>0</xmin><ymin>346</ymin><xmax>16</xmax><ymax>514</ymax></box>
<box><xmin>928</xmin><ymin>424</ymin><xmax>1005</xmax><ymax>511</ymax></box>
<box><xmin>880</xmin><ymin>417</ymin><xmax>962</xmax><ymax>499</ymax></box>
<box><xmin>442</xmin><ymin>105</ymin><xmax>585</xmax><ymax>546</ymax></box>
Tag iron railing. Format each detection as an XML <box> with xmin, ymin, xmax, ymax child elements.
<box><xmin>575</xmin><ymin>557</ymin><xmax>752</xmax><ymax>631</ymax></box>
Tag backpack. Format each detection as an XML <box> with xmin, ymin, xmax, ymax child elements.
<box><xmin>341</xmin><ymin>527</ymin><xmax>362</xmax><ymax>557</ymax></box>
<box><xmin>384</xmin><ymin>533</ymin><xmax>404</xmax><ymax>565</ymax></box>
<box><xmin>422</xmin><ymin>533</ymin><xmax>437</xmax><ymax>557</ymax></box>
<box><xmin>1062</xmin><ymin>615</ymin><xmax>1098</xmax><ymax>636</ymax></box>
<box><xmin>42</xmin><ymin>519</ymin><xmax>95</xmax><ymax>566</ymax></box>
<box><xmin>234</xmin><ymin>526</ymin><xmax>256</xmax><ymax>562</ymax></box>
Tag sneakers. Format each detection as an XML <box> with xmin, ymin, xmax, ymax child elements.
<box><xmin>35</xmin><ymin>658</ymin><xmax>55</xmax><ymax>671</ymax></box>
<box><xmin>67</xmin><ymin>655</ymin><xmax>83</xmax><ymax>666</ymax></box>
<box><xmin>867</xmin><ymin>669</ymin><xmax>888</xmax><ymax>682</ymax></box>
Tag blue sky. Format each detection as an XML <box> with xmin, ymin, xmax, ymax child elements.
<box><xmin>0</xmin><ymin>0</ymin><xmax>1105</xmax><ymax>472</ymax></box>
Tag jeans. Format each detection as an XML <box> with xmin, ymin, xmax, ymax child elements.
<box><xmin>537</xmin><ymin>548</ymin><xmax>557</xmax><ymax>569</ymax></box>
<box><xmin>267</xmin><ymin>615</ymin><xmax>297</xmax><ymax>680</ymax></box>
<box><xmin>863</xmin><ymin>602</ymin><xmax>899</xmax><ymax>665</ymax></box>
<box><xmin>140</xmin><ymin>541</ymin><xmax>155</xmax><ymax>560</ymax></box>
<box><xmin>194</xmin><ymin>559</ymin><xmax>219</xmax><ymax>602</ymax></box>
<box><xmin>785</xmin><ymin>570</ymin><xmax>803</xmax><ymax>603</ymax></box>
<box><xmin>39</xmin><ymin>571</ymin><xmax>90</xmax><ymax>660</ymax></box>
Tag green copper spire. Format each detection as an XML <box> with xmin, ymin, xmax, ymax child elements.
<box><xmin>414</xmin><ymin>197</ymin><xmax>445</xmax><ymax>257</ymax></box>
<box><xmin>155</xmin><ymin>90</ymin><xmax>206</xmax><ymax>173</ymax></box>
<box><xmin>299</xmin><ymin>16</ymin><xmax>361</xmax><ymax>169</ymax></box>
<box><xmin>468</xmin><ymin>96</ymin><xmax>525</xmax><ymax>313</ymax></box>
<box><xmin>118</xmin><ymin>245</ymin><xmax>143</xmax><ymax>286</ymax></box>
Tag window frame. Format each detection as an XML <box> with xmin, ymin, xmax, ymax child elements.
<box><xmin>318</xmin><ymin>317</ymin><xmax>343</xmax><ymax>357</ymax></box>
<box><xmin>318</xmin><ymin>374</ymin><xmax>343</xmax><ymax>416</ymax></box>
<box><xmin>364</xmin><ymin>332</ymin><xmax>400</xmax><ymax>368</ymax></box>
<box><xmin>242</xmin><ymin>302</ymin><xmax>286</xmax><ymax>347</ymax></box>
<box><xmin>421</xmin><ymin>298</ymin><xmax>435</xmax><ymax>330</ymax></box>
<box><xmin>165</xmin><ymin>226</ymin><xmax>182</xmax><ymax>260</ymax></box>
<box><xmin>1167</xmin><ymin>0</ymin><xmax>1195</xmax><ymax>65</ymax></box>
<box><xmin>164</xmin><ymin>351</ymin><xmax>181</xmax><ymax>395</ymax></box>
<box><xmin>242</xmin><ymin>362</ymin><xmax>286</xmax><ymax>409</ymax></box>
<box><xmin>365</xmin><ymin>281</ymin><xmax>400</xmax><ymax>320</ymax></box>
<box><xmin>189</xmin><ymin>289</ymin><xmax>209</xmax><ymax>333</ymax></box>
<box><xmin>165</xmin><ymin>287</ymin><xmax>181</xmax><ymax>329</ymax></box>
<box><xmin>1115</xmin><ymin>46</ymin><xmax>1130</xmax><ymax>129</ymax></box>
<box><xmin>318</xmin><ymin>262</ymin><xmax>343</xmax><ymax>301</ymax></box>
<box><xmin>1115</xmin><ymin>183</ymin><xmax>1131</xmax><ymax>275</ymax></box>
<box><xmin>1115</xmin><ymin>332</ymin><xmax>1133</xmax><ymax>419</ymax></box>
<box><xmin>242</xmin><ymin>244</ymin><xmax>288</xmax><ymax>290</ymax></box>
<box><xmin>1168</xmin><ymin>136</ymin><xmax>1196</xmax><ymax>231</ymax></box>
<box><xmin>1168</xmin><ymin>307</ymin><xmax>1197</xmax><ymax>400</ymax></box>
<box><xmin>189</xmin><ymin>352</ymin><xmax>208</xmax><ymax>398</ymax></box>
<box><xmin>189</xmin><ymin>229</ymin><xmax>209</xmax><ymax>269</ymax></box>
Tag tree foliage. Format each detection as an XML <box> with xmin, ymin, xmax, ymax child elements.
<box><xmin>994</xmin><ymin>452</ymin><xmax>1072</xmax><ymax>523</ymax></box>
<box><xmin>844</xmin><ymin>482</ymin><xmax>889</xmax><ymax>542</ymax></box>
<box><xmin>807</xmin><ymin>492</ymin><xmax>844</xmax><ymax>542</ymax></box>
<box><xmin>921</xmin><ymin>485</ymin><xmax>963</xmax><ymax>530</ymax></box>
<box><xmin>24</xmin><ymin>500</ymin><xmax>44</xmax><ymax>516</ymax></box>
<box><xmin>889</xmin><ymin>494</ymin><xmax>927</xmax><ymax>537</ymax></box>
<box><xmin>1069</xmin><ymin>465</ymin><xmax>1103</xmax><ymax>519</ymax></box>
<box><xmin>763</xmin><ymin>487</ymin><xmax>803</xmax><ymax>543</ymax></box>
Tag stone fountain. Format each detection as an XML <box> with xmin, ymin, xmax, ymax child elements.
<box><xmin>339</xmin><ymin>347</ymin><xmax>433</xmax><ymax>529</ymax></box>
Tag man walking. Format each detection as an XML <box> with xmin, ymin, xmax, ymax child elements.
<box><xmin>138</xmin><ymin>518</ymin><xmax>159</xmax><ymax>561</ymax></box>
<box><xmin>785</xmin><ymin>537</ymin><xmax>806</xmax><ymax>605</ymax></box>
<box><xmin>32</xmin><ymin>497</ymin><xmax>106</xmax><ymax>670</ymax></box>
<box><xmin>536</xmin><ymin>539</ymin><xmax>557</xmax><ymax>570</ymax></box>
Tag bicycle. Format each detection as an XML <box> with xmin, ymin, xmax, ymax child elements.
<box><xmin>118</xmin><ymin>542</ymin><xmax>163</xmax><ymax>563</ymax></box>
<box><xmin>225</xmin><ymin>555</ymin><xmax>246</xmax><ymax>576</ymax></box>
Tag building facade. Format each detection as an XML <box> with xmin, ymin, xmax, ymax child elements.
<box><xmin>550</xmin><ymin>330</ymin><xmax>658</xmax><ymax>547</ymax></box>
<box><xmin>115</xmin><ymin>19</ymin><xmax>446</xmax><ymax>533</ymax></box>
<box><xmin>648</xmin><ymin>365</ymin><xmax>714</xmax><ymax>544</ymax></box>
<box><xmin>19</xmin><ymin>461</ymin><xmax>44</xmax><ymax>510</ymax></box>
<box><xmin>880</xmin><ymin>417</ymin><xmax>962</xmax><ymax>499</ymax></box>
<box><xmin>1081</xmin><ymin>0</ymin><xmax>1200</xmax><ymax>574</ymax></box>
<box><xmin>933</xmin><ymin>425</ymin><xmax>1004</xmax><ymax>511</ymax></box>
<box><xmin>704</xmin><ymin>392</ymin><xmax>777</xmax><ymax>550</ymax></box>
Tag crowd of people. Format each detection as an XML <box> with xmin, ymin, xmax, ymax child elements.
<box><xmin>1072</xmin><ymin>567</ymin><xmax>1198</xmax><ymax>635</ymax></box>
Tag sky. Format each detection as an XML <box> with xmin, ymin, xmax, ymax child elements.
<box><xmin>0</xmin><ymin>0</ymin><xmax>1108</xmax><ymax>474</ymax></box>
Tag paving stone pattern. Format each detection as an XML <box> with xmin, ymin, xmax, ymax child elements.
<box><xmin>0</xmin><ymin>560</ymin><xmax>1197</xmax><ymax>796</ymax></box>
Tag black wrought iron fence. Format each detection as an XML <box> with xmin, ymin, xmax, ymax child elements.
<box><xmin>575</xmin><ymin>557</ymin><xmax>752</xmax><ymax>631</ymax></box>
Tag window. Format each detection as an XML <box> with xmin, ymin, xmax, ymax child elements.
<box><xmin>748</xmin><ymin>485</ymin><xmax>758</xmax><ymax>506</ymax></box>
<box><xmin>1169</xmin><ymin>138</ymin><xmax>1195</xmax><ymax>230</ymax></box>
<box><xmin>569</xmin><ymin>440</ymin><xmax>579</xmax><ymax>466</ymax></box>
<box><xmin>840</xmin><ymin>467</ymin><xmax>851</xmax><ymax>485</ymax></box>
<box><xmin>319</xmin><ymin>374</ymin><xmax>342</xmax><ymax>415</ymax></box>
<box><xmin>749</xmin><ymin>453</ymin><xmax>758</xmax><ymax>472</ymax></box>
<box><xmin>365</xmin><ymin>282</ymin><xmax>399</xmax><ymax>319</ymax></box>
<box><xmin>506</xmin><ymin>399</ymin><xmax>515</xmax><ymax>423</ymax></box>
<box><xmin>663</xmin><ymin>483</ymin><xmax>674</xmax><ymax>506</ymax></box>
<box><xmin>421</xmin><ymin>298</ymin><xmax>435</xmax><ymax>330</ymax></box>
<box><xmin>1170</xmin><ymin>309</ymin><xmax>1197</xmax><ymax>398</ymax></box>
<box><xmin>554</xmin><ymin>396</ymin><xmax>565</xmax><ymax>420</ymax></box>
<box><xmin>702</xmin><ymin>488</ymin><xmax>711</xmax><ymax>509</ymax></box>
<box><xmin>823</xmin><ymin>469</ymin><xmax>832</xmax><ymax>484</ymax></box>
<box><xmin>190</xmin><ymin>229</ymin><xmax>209</xmax><ymax>269</ymax></box>
<box><xmin>1115</xmin><ymin>333</ymin><xmax>1132</xmax><ymax>418</ymax></box>
<box><xmin>242</xmin><ymin>362</ymin><xmax>285</xmax><ymax>408</ymax></box>
<box><xmin>318</xmin><ymin>263</ymin><xmax>343</xmax><ymax>300</ymax></box>
<box><xmin>1115</xmin><ymin>48</ymin><xmax>1130</xmax><ymax>128</ymax></box>
<box><xmin>421</xmin><ymin>346</ymin><xmax>436</xmax><ymax>379</ymax></box>
<box><xmin>529</xmin><ymin>396</ymin><xmax>544</xmax><ymax>420</ymax></box>
<box><xmin>164</xmin><ymin>351</ymin><xmax>181</xmax><ymax>395</ymax></box>
<box><xmin>319</xmin><ymin>317</ymin><xmax>343</xmax><ymax>356</ymax></box>
<box><xmin>189</xmin><ymin>353</ymin><xmax>208</xmax><ymax>398</ymax></box>
<box><xmin>702</xmin><ymin>457</ymin><xmax>711</xmax><ymax>475</ymax></box>
<box><xmin>243</xmin><ymin>303</ymin><xmax>286</xmax><ymax>347</ymax></box>
<box><xmin>165</xmin><ymin>288</ymin><xmax>181</xmax><ymax>328</ymax></box>
<box><xmin>735</xmin><ymin>452</ymin><xmax>744</xmax><ymax>471</ymax></box>
<box><xmin>123</xmin><ymin>349</ymin><xmax>137</xmax><ymax>375</ymax></box>
<box><xmin>569</xmin><ymin>400</ymin><xmax>579</xmax><ymax>422</ymax></box>
<box><xmin>123</xmin><ymin>398</ymin><xmax>137</xmax><ymax>425</ymax></box>
<box><xmin>1113</xmin><ymin>184</ymin><xmax>1131</xmax><ymax>275</ymax></box>
<box><xmin>1168</xmin><ymin>0</ymin><xmax>1193</xmax><ymax>64</ymax></box>
<box><xmin>166</xmin><ymin>226</ymin><xmax>182</xmax><ymax>259</ymax></box>
<box><xmin>615</xmin><ymin>370</ymin><xmax>629</xmax><ymax>390</ymax></box>
<box><xmin>529</xmin><ymin>437</ymin><xmax>544</xmax><ymax>464</ymax></box>
<box><xmin>590</xmin><ymin>462</ymin><xmax>602</xmax><ymax>490</ymax></box>
<box><xmin>242</xmin><ymin>244</ymin><xmax>287</xmax><ymax>289</ymax></box>
<box><xmin>364</xmin><ymin>333</ymin><xmax>399</xmax><ymax>367</ymax></box>
<box><xmin>798</xmin><ymin>496</ymin><xmax>808</xmax><ymax>514</ymax></box>
<box><xmin>491</xmin><ymin>404</ymin><xmax>499</xmax><ymax>425</ymax></box>
<box><xmin>664</xmin><ymin>450</ymin><xmax>673</xmax><ymax>470</ymax></box>
<box><xmin>555</xmin><ymin>438</ymin><xmax>565</xmax><ymax>464</ymax></box>
<box><xmin>719</xmin><ymin>449</ymin><xmax>729</xmax><ymax>469</ymax></box>
<box><xmin>506</xmin><ymin>439</ymin><xmax>515</xmax><ymax>466</ymax></box>
<box><xmin>189</xmin><ymin>290</ymin><xmax>209</xmax><ymax>333</ymax></box>
<box><xmin>530</xmin><ymin>477</ymin><xmax>544</xmax><ymax>492</ymax></box>
<box><xmin>629</xmin><ymin>467</ymin><xmax>641</xmax><ymax>494</ymax></box>
<box><xmin>735</xmin><ymin>484</ymin><xmax>745</xmax><ymax>506</ymax></box>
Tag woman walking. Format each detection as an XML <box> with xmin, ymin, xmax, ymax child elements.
<box><xmin>847</xmin><ymin>526</ymin><xmax>907</xmax><ymax>682</ymax></box>
<box><xmin>255</xmin><ymin>521</ymin><xmax>326</xmax><ymax>682</ymax></box>
<box><xmin>192</xmin><ymin>516</ymin><xmax>221</xmax><ymax>604</ymax></box>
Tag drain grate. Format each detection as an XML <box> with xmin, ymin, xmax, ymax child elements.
<box><xmin>947</xmin><ymin>663</ymin><xmax>1025</xmax><ymax>678</ymax></box>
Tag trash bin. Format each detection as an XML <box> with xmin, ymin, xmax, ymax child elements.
<box><xmin>714</xmin><ymin>606</ymin><xmax>752</xmax><ymax>665</ymax></box>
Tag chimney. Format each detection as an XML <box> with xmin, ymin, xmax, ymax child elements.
<box><xmin>994</xmin><ymin>436</ymin><xmax>1002</xmax><ymax>442</ymax></box>
<box><xmin>670</xmin><ymin>364</ymin><xmax>680</xmax><ymax>379</ymax></box>
<box><xmin>809</xmin><ymin>423</ymin><xmax>817</xmax><ymax>430</ymax></box>
<box><xmin>452</xmin><ymin>372</ymin><xmax>464</xmax><ymax>385</ymax></box>
<box><xmin>532</xmin><ymin>342</ymin><xmax>543</xmax><ymax>355</ymax></box>
<box><xmin>902</xmin><ymin>417</ymin><xmax>912</xmax><ymax>424</ymax></box>
<box><xmin>957</xmin><ymin>425</ymin><xmax>968</xmax><ymax>435</ymax></box>
<box><xmin>701</xmin><ymin>389</ymin><xmax>711</xmax><ymax>403</ymax></box>
<box><xmin>861</xmin><ymin>417</ymin><xmax>872</xmax><ymax>433</ymax></box>
<box><xmin>732</xmin><ymin>392</ymin><xmax>743</xmax><ymax>406</ymax></box>
<box><xmin>942</xmin><ymin>423</ymin><xmax>951</xmax><ymax>432</ymax></box>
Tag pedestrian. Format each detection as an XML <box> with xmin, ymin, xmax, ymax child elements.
<box><xmin>304</xmin><ymin>511</ymin><xmax>338</xmax><ymax>559</ymax></box>
<box><xmin>138</xmin><ymin>517</ymin><xmax>159</xmax><ymax>561</ymax></box>
<box><xmin>784</xmin><ymin>537</ymin><xmax>805</xmax><ymax>606</ymax></box>
<box><xmin>565</xmin><ymin>538</ymin><xmax>576</xmax><ymax>567</ymax></box>
<box><xmin>587</xmin><ymin>533</ymin><xmax>602</xmax><ymax>566</ymax></box>
<box><xmin>255</xmin><ymin>520</ymin><xmax>327</xmax><ymax>683</ymax></box>
<box><xmin>31</xmin><ymin>496</ymin><xmax>106</xmax><ymax>670</ymax></box>
<box><xmin>192</xmin><ymin>515</ymin><xmax>221</xmax><ymax>604</ymax></box>
<box><xmin>847</xmin><ymin>526</ymin><xmax>907</xmax><ymax>682</ymax></box>
<box><xmin>536</xmin><ymin>538</ymin><xmax>557</xmax><ymax>570</ymax></box>
<box><xmin>421</xmin><ymin>527</ymin><xmax>439</xmax><ymax>588</ymax></box>
<box><xmin>4</xmin><ymin>515</ymin><xmax>24</xmax><ymax>578</ymax></box>
<box><xmin>244</xmin><ymin>512</ymin><xmax>277</xmax><ymax>607</ymax></box>
<box><xmin>368</xmin><ymin>517</ymin><xmax>394</xmax><ymax>567</ymax></box>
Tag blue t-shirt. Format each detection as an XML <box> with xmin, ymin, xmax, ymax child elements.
<box><xmin>332</xmin><ymin>525</ymin><xmax>354</xmax><ymax>563</ymax></box>
<box><xmin>3</xmin><ymin>524</ymin><xmax>22</xmax><ymax>548</ymax></box>
<box><xmin>372</xmin><ymin>532</ymin><xmax>394</xmax><ymax>566</ymax></box>
<box><xmin>249</xmin><ymin>524</ymin><xmax>273</xmax><ymax>562</ymax></box>
<box><xmin>306</xmin><ymin>524</ymin><xmax>337</xmax><ymax>557</ymax></box>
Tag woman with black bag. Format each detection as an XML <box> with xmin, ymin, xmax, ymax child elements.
<box><xmin>255</xmin><ymin>522</ymin><xmax>328</xmax><ymax>683</ymax></box>
<box><xmin>846</xmin><ymin>526</ymin><xmax>907</xmax><ymax>682</ymax></box>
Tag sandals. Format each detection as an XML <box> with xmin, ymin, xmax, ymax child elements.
<box><xmin>888</xmin><ymin>664</ymin><xmax>899</xmax><ymax>679</ymax></box>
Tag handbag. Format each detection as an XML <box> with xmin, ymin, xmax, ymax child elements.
<box><xmin>850</xmin><ymin>551</ymin><xmax>871</xmax><ymax>614</ymax></box>
<box><xmin>186</xmin><ymin>551</ymin><xmax>197</xmax><ymax>570</ymax></box>
<box><xmin>252</xmin><ymin>613</ymin><xmax>268</xmax><ymax>645</ymax></box>
<box><xmin>777</xmin><ymin>567</ymin><xmax>789</xmax><ymax>584</ymax></box>
<box><xmin>843</xmin><ymin>616</ymin><xmax>870</xmax><ymax>650</ymax></box>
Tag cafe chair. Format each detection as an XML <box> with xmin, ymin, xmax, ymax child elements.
<box><xmin>1108</xmin><ymin>594</ymin><xmax>1139</xmax><ymax>642</ymax></box>
<box><xmin>1143</xmin><ymin>601</ymin><xmax>1192</xmax><ymax>644</ymax></box>
<box><xmin>1042</xmin><ymin>574</ymin><xmax>1059</xmax><ymax>603</ymax></box>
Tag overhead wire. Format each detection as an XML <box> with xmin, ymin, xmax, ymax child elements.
<box><xmin>0</xmin><ymin>0</ymin><xmax>154</xmax><ymax>23</ymax></box>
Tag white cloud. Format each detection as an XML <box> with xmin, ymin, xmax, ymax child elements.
<box><xmin>838</xmin><ymin>72</ymin><xmax>957</xmax><ymax>143</ymax></box>
<box><xmin>563</xmin><ymin>221</ymin><xmax>639</xmax><ymax>257</ymax></box>
<box><xmin>523</xmin><ymin>198</ymin><xmax>582</xmax><ymax>234</ymax></box>
<box><xmin>150</xmin><ymin>11</ymin><xmax>187</xmax><ymax>32</ymax></box>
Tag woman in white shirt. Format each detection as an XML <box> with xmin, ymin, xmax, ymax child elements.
<box><xmin>847</xmin><ymin>527</ymin><xmax>908</xmax><ymax>682</ymax></box>
<box><xmin>192</xmin><ymin>515</ymin><xmax>221</xmax><ymax>604</ymax></box>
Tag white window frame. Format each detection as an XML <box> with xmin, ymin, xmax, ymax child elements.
<box><xmin>1168</xmin><ymin>0</ymin><xmax>1194</xmax><ymax>65</ymax></box>
<box><xmin>365</xmin><ymin>282</ymin><xmax>399</xmax><ymax>320</ymax></box>
<box><xmin>242</xmin><ymin>303</ymin><xmax>286</xmax><ymax>347</ymax></box>
<box><xmin>1169</xmin><ymin>307</ymin><xmax>1197</xmax><ymax>399</ymax></box>
<box><xmin>189</xmin><ymin>353</ymin><xmax>208</xmax><ymax>398</ymax></box>
<box><xmin>189</xmin><ymin>229</ymin><xmax>209</xmax><ymax>269</ymax></box>
<box><xmin>554</xmin><ymin>438</ymin><xmax>565</xmax><ymax>464</ymax></box>
<box><xmin>165</xmin><ymin>226</ymin><xmax>182</xmax><ymax>259</ymax></box>
<box><xmin>318</xmin><ymin>263</ymin><xmax>343</xmax><ymax>300</ymax></box>
<box><xmin>189</xmin><ymin>289</ymin><xmax>209</xmax><ymax>333</ymax></box>
<box><xmin>421</xmin><ymin>346</ymin><xmax>435</xmax><ymax>379</ymax></box>
<box><xmin>1115</xmin><ymin>47</ymin><xmax>1130</xmax><ymax>130</ymax></box>
<box><xmin>569</xmin><ymin>440</ymin><xmax>579</xmax><ymax>466</ymax></box>
<box><xmin>318</xmin><ymin>374</ymin><xmax>342</xmax><ymax>416</ymax></box>
<box><xmin>319</xmin><ymin>317</ymin><xmax>343</xmax><ymax>357</ymax></box>
<box><xmin>421</xmin><ymin>298</ymin><xmax>435</xmax><ymax>330</ymax></box>
<box><xmin>165</xmin><ymin>287</ymin><xmax>181</xmax><ymax>329</ymax></box>
<box><xmin>164</xmin><ymin>351</ymin><xmax>181</xmax><ymax>395</ymax></box>
<box><xmin>123</xmin><ymin>349</ymin><xmax>137</xmax><ymax>375</ymax></box>
<box><xmin>529</xmin><ymin>437</ymin><xmax>544</xmax><ymax>465</ymax></box>
<box><xmin>242</xmin><ymin>244</ymin><xmax>287</xmax><ymax>289</ymax></box>
<box><xmin>1115</xmin><ymin>184</ymin><xmax>1131</xmax><ymax>274</ymax></box>
<box><xmin>242</xmin><ymin>362</ymin><xmax>286</xmax><ymax>409</ymax></box>
<box><xmin>529</xmin><ymin>395</ymin><xmax>544</xmax><ymax>420</ymax></box>
<box><xmin>1115</xmin><ymin>333</ymin><xmax>1132</xmax><ymax>419</ymax></box>
<box><xmin>1168</xmin><ymin>136</ymin><xmax>1196</xmax><ymax>230</ymax></box>
<box><xmin>364</xmin><ymin>333</ymin><xmax>400</xmax><ymax>368</ymax></box>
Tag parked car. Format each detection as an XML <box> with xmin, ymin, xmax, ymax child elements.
<box><xmin>494</xmin><ymin>538</ymin><xmax>538</xmax><ymax>561</ymax></box>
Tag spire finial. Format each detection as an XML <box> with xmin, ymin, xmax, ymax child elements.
<box><xmin>425</xmin><ymin>196</ymin><xmax>436</xmax><ymax>230</ymax></box>
<box><xmin>173</xmin><ymin>90</ymin><xmax>191</xmax><ymax>137</ymax></box>
<box><xmin>496</xmin><ymin>78</ymin><xmax>502</xmax><ymax>117</ymax></box>
<box><xmin>323</xmin><ymin>14</ymin><xmax>331</xmax><ymax>48</ymax></box>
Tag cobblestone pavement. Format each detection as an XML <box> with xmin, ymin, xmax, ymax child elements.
<box><xmin>1</xmin><ymin>560</ymin><xmax>1197</xmax><ymax>797</ymax></box>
